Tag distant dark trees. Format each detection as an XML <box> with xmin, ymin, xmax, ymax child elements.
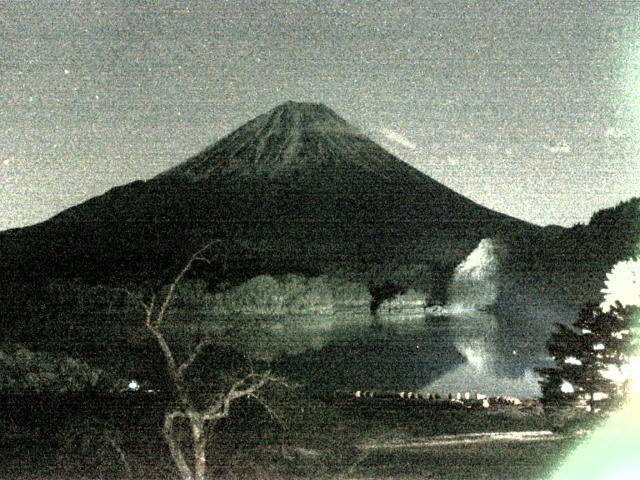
<box><xmin>428</xmin><ymin>261</ymin><xmax>456</xmax><ymax>306</ymax></box>
<box><xmin>537</xmin><ymin>303</ymin><xmax>635</xmax><ymax>417</ymax></box>
<box><xmin>364</xmin><ymin>261</ymin><xmax>451</xmax><ymax>315</ymax></box>
<box><xmin>587</xmin><ymin>198</ymin><xmax>640</xmax><ymax>264</ymax></box>
<box><xmin>368</xmin><ymin>282</ymin><xmax>407</xmax><ymax>315</ymax></box>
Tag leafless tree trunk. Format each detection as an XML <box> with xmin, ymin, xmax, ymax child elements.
<box><xmin>122</xmin><ymin>242</ymin><xmax>285</xmax><ymax>480</ymax></box>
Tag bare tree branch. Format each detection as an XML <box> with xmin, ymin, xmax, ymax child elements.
<box><xmin>112</xmin><ymin>239</ymin><xmax>284</xmax><ymax>480</ymax></box>
<box><xmin>104</xmin><ymin>430</ymin><xmax>132</xmax><ymax>479</ymax></box>
<box><xmin>110</xmin><ymin>287</ymin><xmax>154</xmax><ymax>316</ymax></box>
<box><xmin>144</xmin><ymin>294</ymin><xmax>157</xmax><ymax>325</ymax></box>
<box><xmin>155</xmin><ymin>241</ymin><xmax>218</xmax><ymax>328</ymax></box>
<box><xmin>163</xmin><ymin>410</ymin><xmax>193</xmax><ymax>480</ymax></box>
<box><xmin>139</xmin><ymin>241</ymin><xmax>219</xmax><ymax>406</ymax></box>
<box><xmin>203</xmin><ymin>370</ymin><xmax>278</xmax><ymax>422</ymax></box>
<box><xmin>177</xmin><ymin>338</ymin><xmax>213</xmax><ymax>379</ymax></box>
<box><xmin>248</xmin><ymin>392</ymin><xmax>285</xmax><ymax>429</ymax></box>
<box><xmin>144</xmin><ymin>322</ymin><xmax>193</xmax><ymax>409</ymax></box>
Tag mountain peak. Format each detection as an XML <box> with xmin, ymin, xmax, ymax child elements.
<box><xmin>158</xmin><ymin>102</ymin><xmax>362</xmax><ymax>181</ymax></box>
<box><xmin>264</xmin><ymin>101</ymin><xmax>360</xmax><ymax>136</ymax></box>
<box><xmin>275</xmin><ymin>100</ymin><xmax>324</xmax><ymax>109</ymax></box>
<box><xmin>271</xmin><ymin>100</ymin><xmax>336</xmax><ymax>113</ymax></box>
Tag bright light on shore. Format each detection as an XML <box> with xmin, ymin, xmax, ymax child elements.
<box><xmin>128</xmin><ymin>380</ymin><xmax>140</xmax><ymax>391</ymax></box>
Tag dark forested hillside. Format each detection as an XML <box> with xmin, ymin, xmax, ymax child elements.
<box><xmin>501</xmin><ymin>197</ymin><xmax>640</xmax><ymax>309</ymax></box>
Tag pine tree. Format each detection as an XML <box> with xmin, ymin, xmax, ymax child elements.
<box><xmin>538</xmin><ymin>303</ymin><xmax>635</xmax><ymax>415</ymax></box>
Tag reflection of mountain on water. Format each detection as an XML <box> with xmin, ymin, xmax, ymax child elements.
<box><xmin>199</xmin><ymin>237</ymin><xmax>561</xmax><ymax>397</ymax></box>
<box><xmin>271</xmin><ymin>309</ymin><xmax>547</xmax><ymax>397</ymax></box>
<box><xmin>262</xmin><ymin>234</ymin><xmax>555</xmax><ymax>396</ymax></box>
<box><xmin>276</xmin><ymin>314</ymin><xmax>465</xmax><ymax>393</ymax></box>
<box><xmin>424</xmin><ymin>237</ymin><xmax>554</xmax><ymax>395</ymax></box>
<box><xmin>233</xmin><ymin>239</ymin><xmax>561</xmax><ymax>397</ymax></box>
<box><xmin>425</xmin><ymin>310</ymin><xmax>546</xmax><ymax>398</ymax></box>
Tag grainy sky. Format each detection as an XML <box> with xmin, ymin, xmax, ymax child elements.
<box><xmin>2</xmin><ymin>0</ymin><xmax>639</xmax><ymax>230</ymax></box>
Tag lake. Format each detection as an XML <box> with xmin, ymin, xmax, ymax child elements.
<box><xmin>48</xmin><ymin>303</ymin><xmax>553</xmax><ymax>399</ymax></box>
<box><xmin>230</xmin><ymin>306</ymin><xmax>552</xmax><ymax>398</ymax></box>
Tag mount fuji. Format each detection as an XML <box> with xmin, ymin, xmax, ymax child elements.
<box><xmin>1</xmin><ymin>101</ymin><xmax>535</xmax><ymax>285</ymax></box>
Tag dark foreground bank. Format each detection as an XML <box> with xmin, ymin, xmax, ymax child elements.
<box><xmin>0</xmin><ymin>391</ymin><xmax>589</xmax><ymax>479</ymax></box>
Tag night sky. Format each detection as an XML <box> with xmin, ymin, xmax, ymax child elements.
<box><xmin>2</xmin><ymin>0</ymin><xmax>639</xmax><ymax>230</ymax></box>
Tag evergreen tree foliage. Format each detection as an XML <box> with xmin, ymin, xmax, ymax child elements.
<box><xmin>538</xmin><ymin>302</ymin><xmax>636</xmax><ymax>414</ymax></box>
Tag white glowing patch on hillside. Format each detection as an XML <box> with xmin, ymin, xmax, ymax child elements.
<box><xmin>447</xmin><ymin>238</ymin><xmax>503</xmax><ymax>309</ymax></box>
<box><xmin>455</xmin><ymin>239</ymin><xmax>500</xmax><ymax>280</ymax></box>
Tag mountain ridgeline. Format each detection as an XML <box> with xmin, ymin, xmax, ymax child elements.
<box><xmin>1</xmin><ymin>102</ymin><xmax>534</xmax><ymax>289</ymax></box>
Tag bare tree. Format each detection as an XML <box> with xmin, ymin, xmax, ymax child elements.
<box><xmin>122</xmin><ymin>242</ymin><xmax>285</xmax><ymax>480</ymax></box>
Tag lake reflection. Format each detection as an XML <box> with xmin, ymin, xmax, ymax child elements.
<box><xmin>266</xmin><ymin>308</ymin><xmax>547</xmax><ymax>397</ymax></box>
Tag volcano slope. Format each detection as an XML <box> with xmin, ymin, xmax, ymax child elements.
<box><xmin>0</xmin><ymin>101</ymin><xmax>534</xmax><ymax>291</ymax></box>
